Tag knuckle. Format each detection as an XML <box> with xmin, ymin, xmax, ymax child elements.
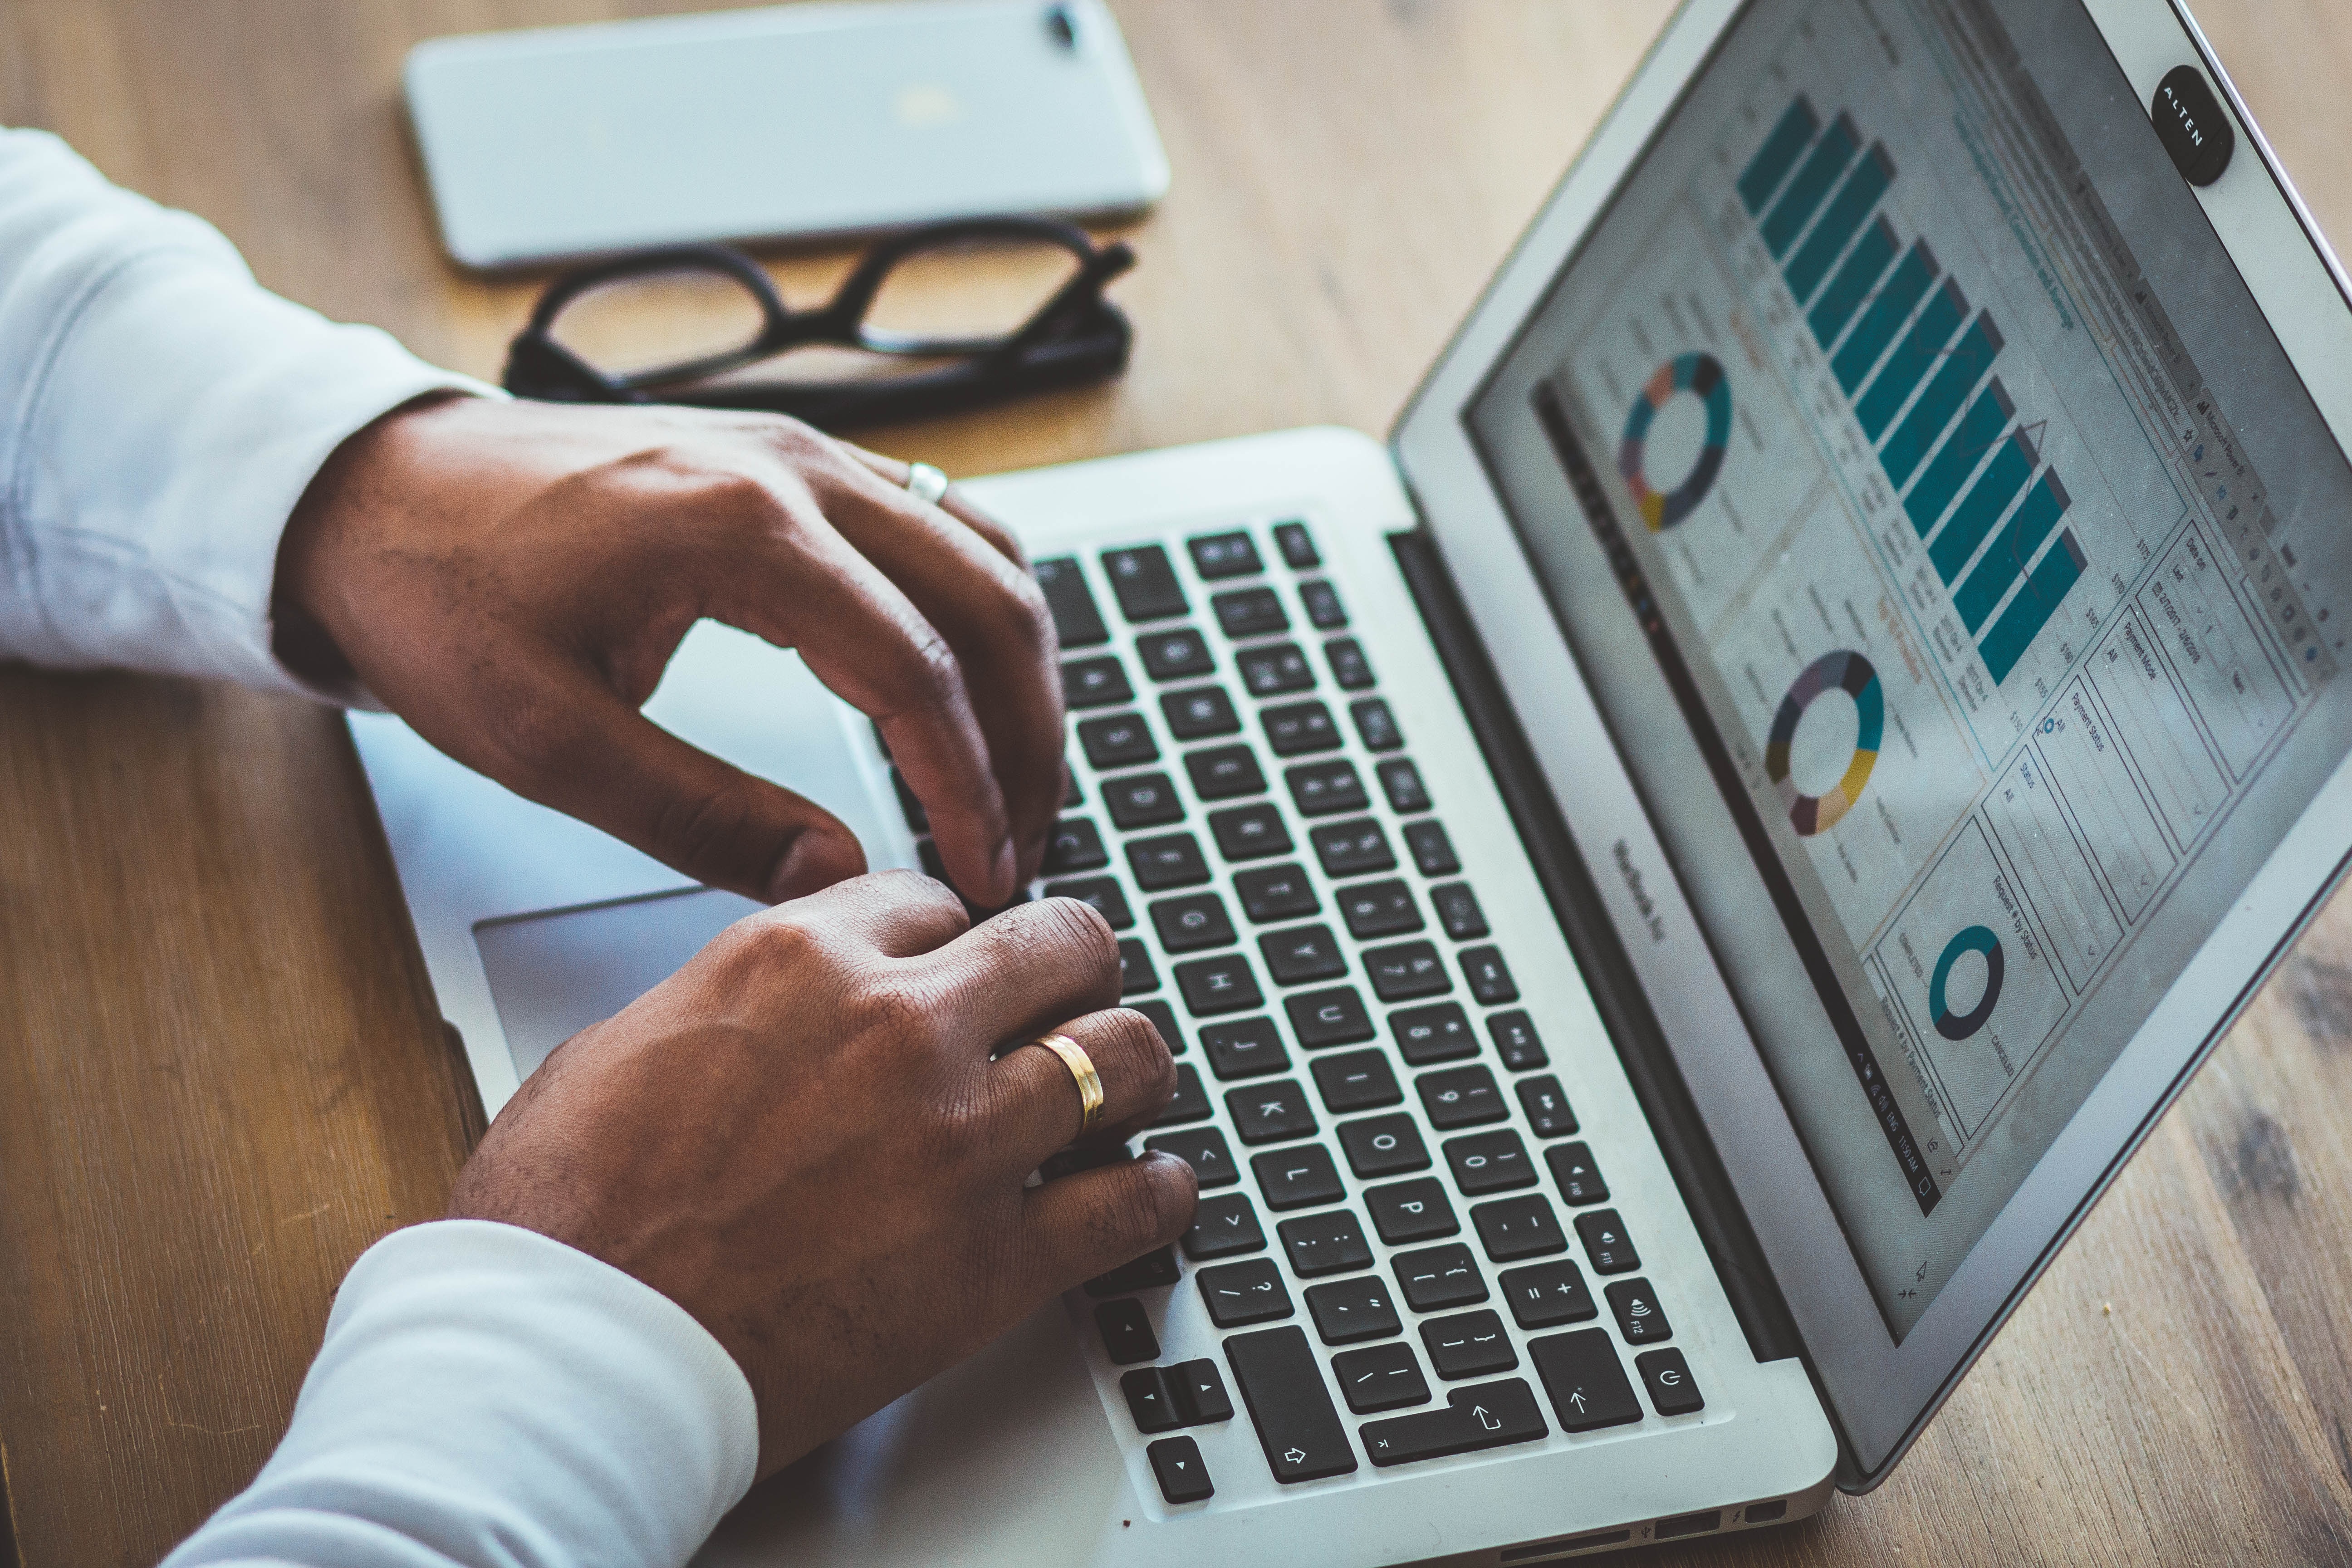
<box><xmin>1104</xmin><ymin>1008</ymin><xmax>1176</xmax><ymax>1098</ymax></box>
<box><xmin>990</xmin><ymin>571</ymin><xmax>1055</xmax><ymax>656</ymax></box>
<box><xmin>847</xmin><ymin>972</ymin><xmax>950</xmax><ymax>1054</ymax></box>
<box><xmin>882</xmin><ymin>626</ymin><xmax>964</xmax><ymax>714</ymax></box>
<box><xmin>710</xmin><ymin>909</ymin><xmax>826</xmax><ymax>975</ymax></box>
<box><xmin>1034</xmin><ymin>896</ymin><xmax>1119</xmax><ymax>982</ymax></box>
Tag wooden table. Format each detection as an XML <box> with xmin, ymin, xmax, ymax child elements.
<box><xmin>2</xmin><ymin>2</ymin><xmax>2349</xmax><ymax>1563</ymax></box>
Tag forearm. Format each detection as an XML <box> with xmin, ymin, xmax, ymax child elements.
<box><xmin>0</xmin><ymin>127</ymin><xmax>485</xmax><ymax>697</ymax></box>
<box><xmin>164</xmin><ymin>1221</ymin><xmax>758</xmax><ymax>1568</ymax></box>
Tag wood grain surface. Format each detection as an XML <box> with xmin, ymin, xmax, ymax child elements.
<box><xmin>1</xmin><ymin>2</ymin><xmax>2348</xmax><ymax>1564</ymax></box>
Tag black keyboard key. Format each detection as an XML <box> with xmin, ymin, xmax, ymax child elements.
<box><xmin>1332</xmin><ymin>1342</ymin><xmax>1429</xmax><ymax>1414</ymax></box>
<box><xmin>1128</xmin><ymin>832</ymin><xmax>1210</xmax><ymax>890</ymax></box>
<box><xmin>1146</xmin><ymin>1125</ymin><xmax>1238</xmax><ymax>1188</ymax></box>
<box><xmin>1153</xmin><ymin>1064</ymin><xmax>1211</xmax><ymax>1127</ymax></box>
<box><xmin>1280</xmin><ymin>1209</ymin><xmax>1374</xmax><ymax>1278</ymax></box>
<box><xmin>1139</xmin><ymin>627</ymin><xmax>1216</xmax><ymax>682</ymax></box>
<box><xmin>1088</xmin><ymin>1246</ymin><xmax>1181</xmax><ymax>1296</ymax></box>
<box><xmin>1499</xmin><ymin>1259</ymin><xmax>1597</xmax><ymax>1329</ymax></box>
<box><xmin>1252</xmin><ymin>1144</ymin><xmax>1346</xmax><ymax>1210</ymax></box>
<box><xmin>1404</xmin><ymin>819</ymin><xmax>1459</xmax><ymax>876</ymax></box>
<box><xmin>1606</xmin><ymin>1279</ymin><xmax>1671</xmax><ymax>1344</ymax></box>
<box><xmin>1236</xmin><ymin>862</ymin><xmax>1319</xmax><ymax>922</ymax></box>
<box><xmin>1095</xmin><ymin>1298</ymin><xmax>1160</xmax><ymax>1364</ymax></box>
<box><xmin>1326</xmin><ymin>637</ymin><xmax>1376</xmax><ymax>691</ymax></box>
<box><xmin>1460</xmin><ymin>946</ymin><xmax>1519</xmax><ymax>1005</ymax></box>
<box><xmin>1366</xmin><ymin>1179</ymin><xmax>1459</xmax><ymax>1244</ymax></box>
<box><xmin>1210</xmin><ymin>804</ymin><xmax>1293</xmax><ymax>862</ymax></box>
<box><xmin>1173</xmin><ymin>1357</ymin><xmax>1235</xmax><ymax>1424</ymax></box>
<box><xmin>1177</xmin><ymin>953</ymin><xmax>1263</xmax><ymax>1015</ymax></box>
<box><xmin>1184</xmin><ymin>1193</ymin><xmax>1269</xmax><ymax>1261</ymax></box>
<box><xmin>1201</xmin><ymin>1016</ymin><xmax>1288</xmax><ymax>1081</ymax></box>
<box><xmin>1066</xmin><ymin>770</ymin><xmax>1084</xmax><ymax>807</ymax></box>
<box><xmin>1284</xmin><ymin>985</ymin><xmax>1375</xmax><ymax>1048</ymax></box>
<box><xmin>1103</xmin><ymin>544</ymin><xmax>1188</xmax><ymax>621</ymax></box>
<box><xmin>1366</xmin><ymin>941</ymin><xmax>1450</xmax><ymax>1003</ymax></box>
<box><xmin>1063</xmin><ymin>656</ymin><xmax>1133</xmax><ymax>709</ymax></box>
<box><xmin>1312</xmin><ymin>1049</ymin><xmax>1401</xmax><ymax>1112</ymax></box>
<box><xmin>1238</xmin><ymin>643</ymin><xmax>1316</xmax><ymax>697</ymax></box>
<box><xmin>1044</xmin><ymin>817</ymin><xmax>1109</xmax><ymax>874</ymax></box>
<box><xmin>1299</xmin><ymin>578</ymin><xmax>1349</xmax><ymax>629</ymax></box>
<box><xmin>890</xmin><ymin>768</ymin><xmax>928</xmax><ymax>832</ymax></box>
<box><xmin>1152</xmin><ymin>892</ymin><xmax>1236</xmax><ymax>954</ymax></box>
<box><xmin>1045</xmin><ymin>875</ymin><xmax>1132</xmax><ymax>931</ymax></box>
<box><xmin>1223</xmin><ymin>1325</ymin><xmax>1357</xmax><ymax>1483</ymax></box>
<box><xmin>1260</xmin><ymin>924</ymin><xmax>1347</xmax><ymax>986</ymax></box>
<box><xmin>1430</xmin><ymin>883</ymin><xmax>1488</xmax><ymax>940</ymax></box>
<box><xmin>1307</xmin><ymin>1275</ymin><xmax>1402</xmax><ymax>1345</ymax></box>
<box><xmin>1286</xmin><ymin>760</ymin><xmax>1367</xmax><ymax>816</ymax></box>
<box><xmin>1105</xmin><ymin>772</ymin><xmax>1185</xmax><ymax>831</ymax></box>
<box><xmin>1350</xmin><ymin>697</ymin><xmax>1403</xmax><ymax>752</ymax></box>
<box><xmin>1390</xmin><ymin>1001</ymin><xmax>1475</xmax><ymax>1065</ymax></box>
<box><xmin>1124</xmin><ymin>1367</ymin><xmax>1181</xmax><ymax>1431</ymax></box>
<box><xmin>1338</xmin><ymin>1114</ymin><xmax>1429</xmax><ymax>1178</ymax></box>
<box><xmin>1118</xmin><ymin>939</ymin><xmax>1160</xmax><ymax>996</ymax></box>
<box><xmin>1185</xmin><ymin>744</ymin><xmax>1266</xmax><ymax>800</ymax></box>
<box><xmin>1338</xmin><ymin>880</ymin><xmax>1421</xmax><ymax>940</ymax></box>
<box><xmin>1034</xmin><ymin>556</ymin><xmax>1110</xmax><ymax>648</ymax></box>
<box><xmin>1077</xmin><ymin>711</ymin><xmax>1158</xmax><ymax>770</ymax></box>
<box><xmin>1546</xmin><ymin>1142</ymin><xmax>1610</xmax><ymax>1206</ymax></box>
<box><xmin>1490</xmin><ymin>1010</ymin><xmax>1549</xmax><ymax>1071</ymax></box>
<box><xmin>1228</xmin><ymin>1080</ymin><xmax>1317</xmax><ymax>1145</ymax></box>
<box><xmin>1309</xmin><ymin>817</ymin><xmax>1395</xmax><ymax>878</ymax></box>
<box><xmin>1376</xmin><ymin>758</ymin><xmax>1430</xmax><ymax>814</ymax></box>
<box><xmin>1273</xmin><ymin>520</ymin><xmax>1320</xmax><ymax>569</ymax></box>
<box><xmin>1188</xmin><ymin>530</ymin><xmax>1263</xmax><ymax>579</ymax></box>
<box><xmin>1445</xmin><ymin>1129</ymin><xmax>1537</xmax><ymax>1195</ymax></box>
<box><xmin>1574</xmin><ymin>1210</ymin><xmax>1641</xmax><ymax>1274</ymax></box>
<box><xmin>1391</xmin><ymin>1242</ymin><xmax>1488</xmax><ymax>1311</ymax></box>
<box><xmin>1213</xmin><ymin>586</ymin><xmax>1289</xmax><ymax>639</ymax></box>
<box><xmin>1130</xmin><ymin>998</ymin><xmax>1183</xmax><ymax>1055</ymax></box>
<box><xmin>1516</xmin><ymin>1076</ymin><xmax>1577</xmax><ymax>1137</ymax></box>
<box><xmin>1421</xmin><ymin>1310</ymin><xmax>1517</xmax><ymax>1379</ymax></box>
<box><xmin>1147</xmin><ymin>1435</ymin><xmax>1215</xmax><ymax>1504</ymax></box>
<box><xmin>1261</xmin><ymin>700</ymin><xmax>1340</xmax><ymax>756</ymax></box>
<box><xmin>1636</xmin><ymin>1348</ymin><xmax>1704</xmax><ymax>1416</ymax></box>
<box><xmin>1418</xmin><ymin>1064</ymin><xmax>1504</xmax><ymax>1128</ymax></box>
<box><xmin>1197</xmin><ymin>1258</ymin><xmax>1293</xmax><ymax>1327</ymax></box>
<box><xmin>1361</xmin><ymin>1378</ymin><xmax>1545</xmax><ymax>1465</ymax></box>
<box><xmin>1161</xmin><ymin>684</ymin><xmax>1241</xmax><ymax>740</ymax></box>
<box><xmin>1529</xmin><ymin>1329</ymin><xmax>1641</xmax><ymax>1431</ymax></box>
<box><xmin>1473</xmin><ymin>1195</ymin><xmax>1567</xmax><ymax>1261</ymax></box>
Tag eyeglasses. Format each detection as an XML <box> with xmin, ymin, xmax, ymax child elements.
<box><xmin>502</xmin><ymin>216</ymin><xmax>1137</xmax><ymax>429</ymax></box>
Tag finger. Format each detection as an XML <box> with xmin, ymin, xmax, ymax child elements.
<box><xmin>842</xmin><ymin>445</ymin><xmax>1029</xmax><ymax>568</ymax></box>
<box><xmin>730</xmin><ymin>867</ymin><xmax>970</xmax><ymax>959</ymax></box>
<box><xmin>1019</xmin><ymin>1152</ymin><xmax>1197</xmax><ymax>1296</ymax></box>
<box><xmin>917</xmin><ymin>896</ymin><xmax>1123</xmax><ymax>1044</ymax></box>
<box><xmin>990</xmin><ymin>1007</ymin><xmax>1177</xmax><ymax>1170</ymax></box>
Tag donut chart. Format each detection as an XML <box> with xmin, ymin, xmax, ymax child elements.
<box><xmin>1765</xmin><ymin>650</ymin><xmax>1883</xmax><ymax>836</ymax></box>
<box><xmin>1617</xmin><ymin>351</ymin><xmax>1733</xmax><ymax>531</ymax></box>
<box><xmin>1929</xmin><ymin>926</ymin><xmax>2005</xmax><ymax>1041</ymax></box>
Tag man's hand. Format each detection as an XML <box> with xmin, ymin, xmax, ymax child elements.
<box><xmin>274</xmin><ymin>396</ymin><xmax>1062</xmax><ymax>907</ymax></box>
<box><xmin>449</xmin><ymin>872</ymin><xmax>1194</xmax><ymax>1477</ymax></box>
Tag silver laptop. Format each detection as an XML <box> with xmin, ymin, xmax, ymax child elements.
<box><xmin>355</xmin><ymin>0</ymin><xmax>2352</xmax><ymax>1559</ymax></box>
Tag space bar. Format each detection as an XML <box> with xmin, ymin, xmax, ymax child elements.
<box><xmin>1223</xmin><ymin>1325</ymin><xmax>1358</xmax><ymax>1482</ymax></box>
<box><xmin>1360</xmin><ymin>1379</ymin><xmax>1548</xmax><ymax>1466</ymax></box>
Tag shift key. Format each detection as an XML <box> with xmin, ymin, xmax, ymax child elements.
<box><xmin>1224</xmin><ymin>1325</ymin><xmax>1359</xmax><ymax>1483</ymax></box>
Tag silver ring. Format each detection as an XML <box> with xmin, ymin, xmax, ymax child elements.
<box><xmin>904</xmin><ymin>462</ymin><xmax>950</xmax><ymax>505</ymax></box>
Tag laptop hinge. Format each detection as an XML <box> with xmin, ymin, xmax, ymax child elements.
<box><xmin>1387</xmin><ymin>528</ymin><xmax>1803</xmax><ymax>1368</ymax></box>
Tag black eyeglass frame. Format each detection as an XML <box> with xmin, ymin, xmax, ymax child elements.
<box><xmin>502</xmin><ymin>216</ymin><xmax>1136</xmax><ymax>429</ymax></box>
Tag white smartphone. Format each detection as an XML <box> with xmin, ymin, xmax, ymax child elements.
<box><xmin>405</xmin><ymin>0</ymin><xmax>1169</xmax><ymax>270</ymax></box>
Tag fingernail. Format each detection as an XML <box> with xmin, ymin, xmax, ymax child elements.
<box><xmin>991</xmin><ymin>837</ymin><xmax>1018</xmax><ymax>902</ymax></box>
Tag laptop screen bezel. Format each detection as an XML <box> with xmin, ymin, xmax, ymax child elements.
<box><xmin>1387</xmin><ymin>0</ymin><xmax>2352</xmax><ymax>1487</ymax></box>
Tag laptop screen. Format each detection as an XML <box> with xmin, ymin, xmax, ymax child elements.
<box><xmin>1465</xmin><ymin>0</ymin><xmax>2352</xmax><ymax>1338</ymax></box>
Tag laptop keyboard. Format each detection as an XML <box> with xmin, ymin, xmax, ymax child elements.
<box><xmin>892</xmin><ymin>518</ymin><xmax>1703</xmax><ymax>1506</ymax></box>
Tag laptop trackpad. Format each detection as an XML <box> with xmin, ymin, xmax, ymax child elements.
<box><xmin>475</xmin><ymin>887</ymin><xmax>764</xmax><ymax>1078</ymax></box>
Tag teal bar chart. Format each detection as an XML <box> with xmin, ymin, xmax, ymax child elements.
<box><xmin>1739</xmin><ymin>94</ymin><xmax>2085</xmax><ymax>689</ymax></box>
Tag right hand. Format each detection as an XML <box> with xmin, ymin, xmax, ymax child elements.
<box><xmin>446</xmin><ymin>872</ymin><xmax>1195</xmax><ymax>1478</ymax></box>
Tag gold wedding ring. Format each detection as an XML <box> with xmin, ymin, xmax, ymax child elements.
<box><xmin>904</xmin><ymin>461</ymin><xmax>951</xmax><ymax>505</ymax></box>
<box><xmin>1028</xmin><ymin>1032</ymin><xmax>1105</xmax><ymax>1137</ymax></box>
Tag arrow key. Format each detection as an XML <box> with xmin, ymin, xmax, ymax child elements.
<box><xmin>1358</xmin><ymin>1378</ymin><xmax>1546</xmax><ymax>1467</ymax></box>
<box><xmin>1172</xmin><ymin>1358</ymin><xmax>1235</xmax><ymax>1424</ymax></box>
<box><xmin>1147</xmin><ymin>1435</ymin><xmax>1215</xmax><ymax>1504</ymax></box>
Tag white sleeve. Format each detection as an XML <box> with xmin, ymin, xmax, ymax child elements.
<box><xmin>0</xmin><ymin>127</ymin><xmax>491</xmax><ymax>698</ymax></box>
<box><xmin>163</xmin><ymin>1220</ymin><xmax>761</xmax><ymax>1568</ymax></box>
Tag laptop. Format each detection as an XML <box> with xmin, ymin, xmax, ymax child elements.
<box><xmin>353</xmin><ymin>0</ymin><xmax>2352</xmax><ymax>1559</ymax></box>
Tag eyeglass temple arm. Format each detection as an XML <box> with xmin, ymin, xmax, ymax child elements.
<box><xmin>995</xmin><ymin>240</ymin><xmax>1138</xmax><ymax>358</ymax></box>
